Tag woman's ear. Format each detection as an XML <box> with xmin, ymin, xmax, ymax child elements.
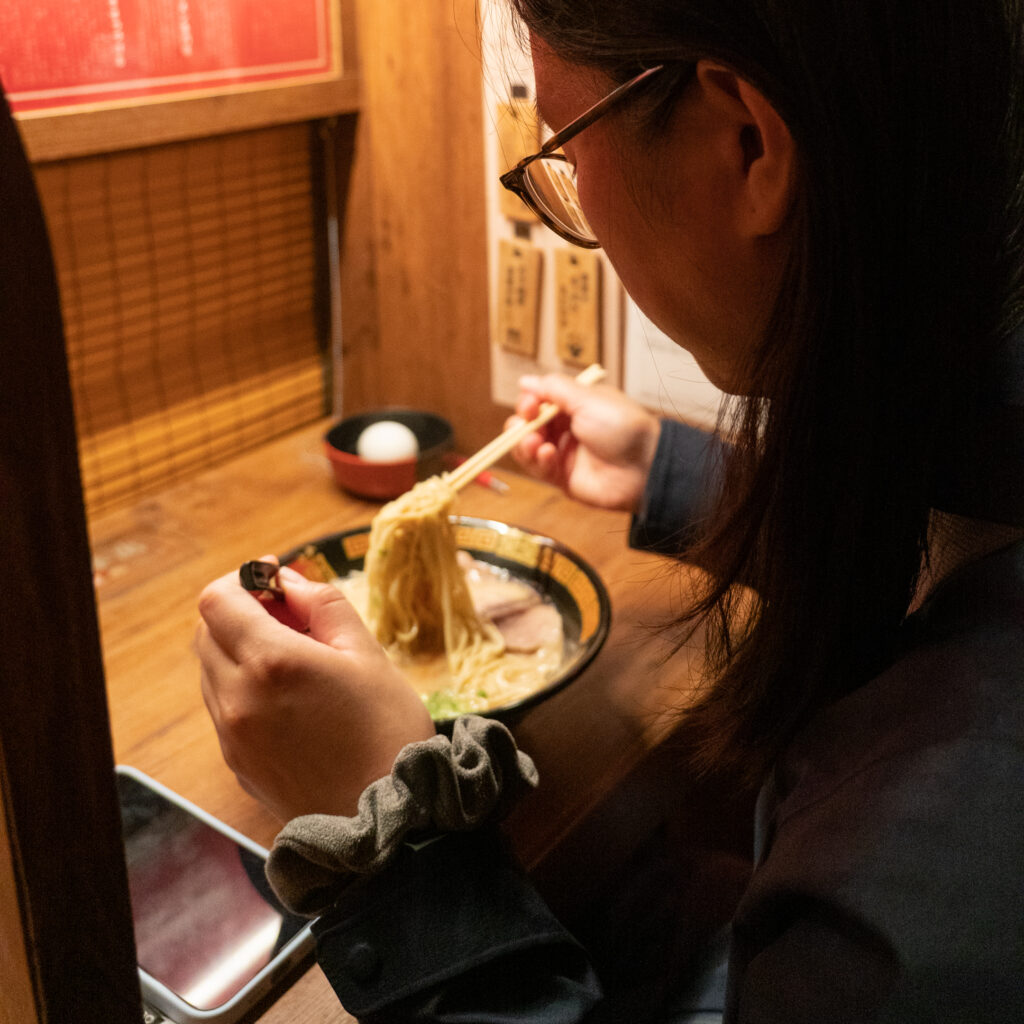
<box><xmin>695</xmin><ymin>61</ymin><xmax>796</xmax><ymax>237</ymax></box>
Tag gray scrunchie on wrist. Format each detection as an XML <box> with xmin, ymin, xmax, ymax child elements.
<box><xmin>266</xmin><ymin>715</ymin><xmax>538</xmax><ymax>916</ymax></box>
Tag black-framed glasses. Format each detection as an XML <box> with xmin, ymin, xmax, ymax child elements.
<box><xmin>499</xmin><ymin>65</ymin><xmax>664</xmax><ymax>249</ymax></box>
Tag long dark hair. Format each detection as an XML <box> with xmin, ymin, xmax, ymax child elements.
<box><xmin>510</xmin><ymin>0</ymin><xmax>1024</xmax><ymax>781</ymax></box>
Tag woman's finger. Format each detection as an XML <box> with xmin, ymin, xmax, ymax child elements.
<box><xmin>195</xmin><ymin>621</ymin><xmax>235</xmax><ymax>710</ymax></box>
<box><xmin>198</xmin><ymin>569</ymin><xmax>301</xmax><ymax>657</ymax></box>
<box><xmin>275</xmin><ymin>568</ymin><xmax>377</xmax><ymax>653</ymax></box>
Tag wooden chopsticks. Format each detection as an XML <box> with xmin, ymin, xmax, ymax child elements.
<box><xmin>445</xmin><ymin>364</ymin><xmax>606</xmax><ymax>492</ymax></box>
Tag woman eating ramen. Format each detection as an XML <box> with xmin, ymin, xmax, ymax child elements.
<box><xmin>195</xmin><ymin>1</ymin><xmax>1024</xmax><ymax>1019</ymax></box>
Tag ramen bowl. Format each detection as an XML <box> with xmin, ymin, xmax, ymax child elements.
<box><xmin>280</xmin><ymin>516</ymin><xmax>611</xmax><ymax>730</ymax></box>
<box><xmin>324</xmin><ymin>410</ymin><xmax>454</xmax><ymax>501</ymax></box>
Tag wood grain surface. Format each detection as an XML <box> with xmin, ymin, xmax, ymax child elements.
<box><xmin>340</xmin><ymin>0</ymin><xmax>509</xmax><ymax>450</ymax></box>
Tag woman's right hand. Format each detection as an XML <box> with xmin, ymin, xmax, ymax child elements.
<box><xmin>509</xmin><ymin>373</ymin><xmax>660</xmax><ymax>513</ymax></box>
<box><xmin>196</xmin><ymin>564</ymin><xmax>436</xmax><ymax>823</ymax></box>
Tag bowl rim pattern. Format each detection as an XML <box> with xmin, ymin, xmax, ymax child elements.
<box><xmin>279</xmin><ymin>515</ymin><xmax>612</xmax><ymax>725</ymax></box>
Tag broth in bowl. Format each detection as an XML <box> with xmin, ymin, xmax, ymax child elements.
<box><xmin>280</xmin><ymin>517</ymin><xmax>610</xmax><ymax>727</ymax></box>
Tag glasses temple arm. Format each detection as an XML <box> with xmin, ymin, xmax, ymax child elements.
<box><xmin>537</xmin><ymin>65</ymin><xmax>664</xmax><ymax>156</ymax></box>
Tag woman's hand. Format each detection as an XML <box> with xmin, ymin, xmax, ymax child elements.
<box><xmin>196</xmin><ymin>562</ymin><xmax>435</xmax><ymax>822</ymax></box>
<box><xmin>509</xmin><ymin>374</ymin><xmax>661</xmax><ymax>512</ymax></box>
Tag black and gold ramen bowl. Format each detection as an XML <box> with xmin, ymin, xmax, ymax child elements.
<box><xmin>280</xmin><ymin>516</ymin><xmax>611</xmax><ymax>730</ymax></box>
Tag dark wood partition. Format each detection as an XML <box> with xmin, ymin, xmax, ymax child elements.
<box><xmin>0</xmin><ymin>86</ymin><xmax>141</xmax><ymax>1023</ymax></box>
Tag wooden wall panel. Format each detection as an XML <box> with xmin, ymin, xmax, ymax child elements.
<box><xmin>332</xmin><ymin>110</ymin><xmax>382</xmax><ymax>415</ymax></box>
<box><xmin>347</xmin><ymin>0</ymin><xmax>507</xmax><ymax>450</ymax></box>
<box><xmin>1</xmin><ymin>89</ymin><xmax>142</xmax><ymax>1024</ymax></box>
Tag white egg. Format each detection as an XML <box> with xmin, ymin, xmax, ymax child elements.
<box><xmin>356</xmin><ymin>420</ymin><xmax>420</xmax><ymax>462</ymax></box>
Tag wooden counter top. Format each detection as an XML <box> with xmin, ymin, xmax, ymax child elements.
<box><xmin>89</xmin><ymin>418</ymin><xmax>714</xmax><ymax>1023</ymax></box>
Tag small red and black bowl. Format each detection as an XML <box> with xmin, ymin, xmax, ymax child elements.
<box><xmin>324</xmin><ymin>409</ymin><xmax>454</xmax><ymax>501</ymax></box>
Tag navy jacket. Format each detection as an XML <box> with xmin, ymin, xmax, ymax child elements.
<box><xmin>309</xmin><ymin>353</ymin><xmax>1024</xmax><ymax>1021</ymax></box>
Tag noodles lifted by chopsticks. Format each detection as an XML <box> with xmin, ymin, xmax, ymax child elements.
<box><xmin>365</xmin><ymin>475</ymin><xmax>508</xmax><ymax>698</ymax></box>
<box><xmin>361</xmin><ymin>368</ymin><xmax>611</xmax><ymax>713</ymax></box>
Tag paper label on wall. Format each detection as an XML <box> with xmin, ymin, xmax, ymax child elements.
<box><xmin>482</xmin><ymin>0</ymin><xmax>624</xmax><ymax>407</ymax></box>
<box><xmin>496</xmin><ymin>239</ymin><xmax>543</xmax><ymax>357</ymax></box>
<box><xmin>496</xmin><ymin>99</ymin><xmax>540</xmax><ymax>222</ymax></box>
<box><xmin>554</xmin><ymin>248</ymin><xmax>601</xmax><ymax>367</ymax></box>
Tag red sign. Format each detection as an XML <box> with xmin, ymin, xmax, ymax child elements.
<box><xmin>0</xmin><ymin>0</ymin><xmax>339</xmax><ymax>115</ymax></box>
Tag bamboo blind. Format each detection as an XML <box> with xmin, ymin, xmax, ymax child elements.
<box><xmin>32</xmin><ymin>124</ymin><xmax>329</xmax><ymax>516</ymax></box>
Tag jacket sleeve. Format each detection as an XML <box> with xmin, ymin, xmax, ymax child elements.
<box><xmin>628</xmin><ymin>419</ymin><xmax>723</xmax><ymax>556</ymax></box>
<box><xmin>311</xmin><ymin>828</ymin><xmax>603</xmax><ymax>1023</ymax></box>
